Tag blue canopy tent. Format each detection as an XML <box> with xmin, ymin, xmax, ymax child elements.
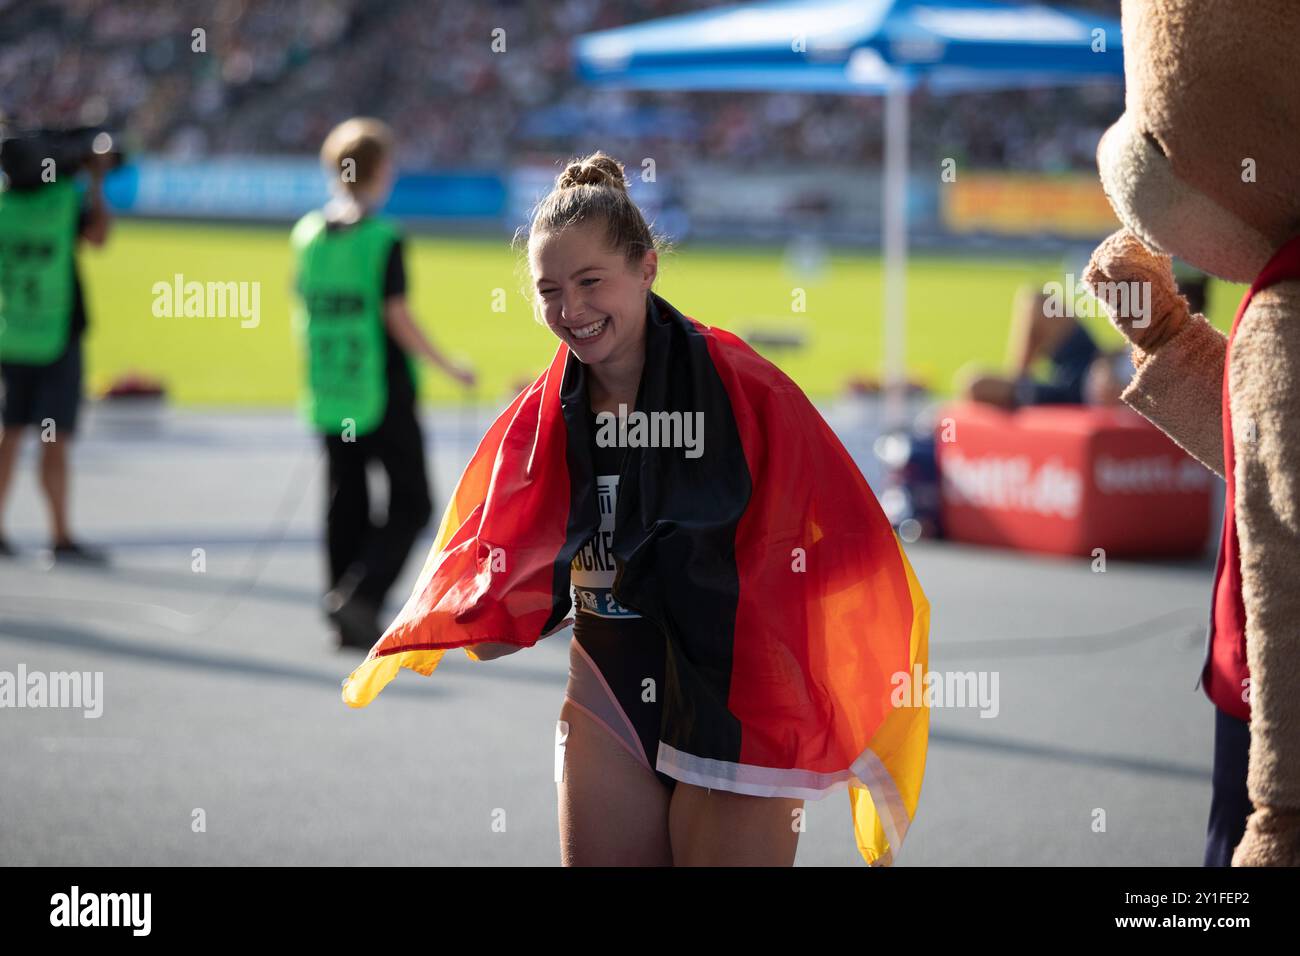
<box><xmin>573</xmin><ymin>0</ymin><xmax>1124</xmax><ymax>410</ymax></box>
<box><xmin>517</xmin><ymin>103</ymin><xmax>701</xmax><ymax>142</ymax></box>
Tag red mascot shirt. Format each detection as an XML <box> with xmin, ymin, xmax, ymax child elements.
<box><xmin>1205</xmin><ymin>235</ymin><xmax>1300</xmax><ymax>720</ymax></box>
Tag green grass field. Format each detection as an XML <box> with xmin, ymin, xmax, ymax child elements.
<box><xmin>78</xmin><ymin>220</ymin><xmax>1243</xmax><ymax>407</ymax></box>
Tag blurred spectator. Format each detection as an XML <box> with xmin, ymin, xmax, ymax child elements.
<box><xmin>0</xmin><ymin>0</ymin><xmax>1125</xmax><ymax>172</ymax></box>
<box><xmin>961</xmin><ymin>265</ymin><xmax>1211</xmax><ymax>410</ymax></box>
<box><xmin>957</xmin><ymin>285</ymin><xmax>1101</xmax><ymax>409</ymax></box>
<box><xmin>0</xmin><ymin>141</ymin><xmax>114</xmax><ymax>563</ymax></box>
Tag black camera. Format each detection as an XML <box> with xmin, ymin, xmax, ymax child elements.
<box><xmin>0</xmin><ymin>126</ymin><xmax>125</xmax><ymax>190</ymax></box>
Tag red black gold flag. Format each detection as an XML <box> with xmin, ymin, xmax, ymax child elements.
<box><xmin>343</xmin><ymin>291</ymin><xmax>930</xmax><ymax>865</ymax></box>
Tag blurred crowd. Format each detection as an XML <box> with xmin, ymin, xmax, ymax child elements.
<box><xmin>1</xmin><ymin>0</ymin><xmax>1123</xmax><ymax>171</ymax></box>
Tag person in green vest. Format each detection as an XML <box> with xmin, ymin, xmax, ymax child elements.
<box><xmin>0</xmin><ymin>146</ymin><xmax>113</xmax><ymax>563</ymax></box>
<box><xmin>292</xmin><ymin>117</ymin><xmax>476</xmax><ymax>650</ymax></box>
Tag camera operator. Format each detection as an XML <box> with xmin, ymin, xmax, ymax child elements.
<box><xmin>0</xmin><ymin>136</ymin><xmax>114</xmax><ymax>564</ymax></box>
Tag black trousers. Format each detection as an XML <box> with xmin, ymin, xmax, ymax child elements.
<box><xmin>1204</xmin><ymin>704</ymin><xmax>1253</xmax><ymax>867</ymax></box>
<box><xmin>323</xmin><ymin>395</ymin><xmax>433</xmax><ymax>609</ymax></box>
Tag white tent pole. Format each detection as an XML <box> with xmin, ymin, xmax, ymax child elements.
<box><xmin>882</xmin><ymin>75</ymin><xmax>909</xmax><ymax>428</ymax></box>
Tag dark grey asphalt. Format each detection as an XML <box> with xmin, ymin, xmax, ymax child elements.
<box><xmin>0</xmin><ymin>403</ymin><xmax>1221</xmax><ymax>865</ymax></box>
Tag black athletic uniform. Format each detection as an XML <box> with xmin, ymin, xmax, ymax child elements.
<box><xmin>570</xmin><ymin>406</ymin><xmax>675</xmax><ymax>790</ymax></box>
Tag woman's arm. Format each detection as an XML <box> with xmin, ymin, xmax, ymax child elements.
<box><xmin>466</xmin><ymin>616</ymin><xmax>574</xmax><ymax>661</ymax></box>
<box><xmin>466</xmin><ymin>641</ymin><xmax>523</xmax><ymax>661</ymax></box>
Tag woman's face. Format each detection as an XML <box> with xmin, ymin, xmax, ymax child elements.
<box><xmin>530</xmin><ymin>222</ymin><xmax>657</xmax><ymax>367</ymax></box>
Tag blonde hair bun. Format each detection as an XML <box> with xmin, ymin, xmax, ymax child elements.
<box><xmin>557</xmin><ymin>152</ymin><xmax>628</xmax><ymax>192</ymax></box>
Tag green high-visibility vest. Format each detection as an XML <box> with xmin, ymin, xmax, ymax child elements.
<box><xmin>0</xmin><ymin>180</ymin><xmax>79</xmax><ymax>365</ymax></box>
<box><xmin>290</xmin><ymin>211</ymin><xmax>397</xmax><ymax>436</ymax></box>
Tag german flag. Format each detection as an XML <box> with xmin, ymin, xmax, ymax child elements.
<box><xmin>342</xmin><ymin>291</ymin><xmax>930</xmax><ymax>865</ymax></box>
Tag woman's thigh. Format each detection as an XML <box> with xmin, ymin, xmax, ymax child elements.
<box><xmin>669</xmin><ymin>782</ymin><xmax>804</xmax><ymax>866</ymax></box>
<box><xmin>556</xmin><ymin>698</ymin><xmax>673</xmax><ymax>866</ymax></box>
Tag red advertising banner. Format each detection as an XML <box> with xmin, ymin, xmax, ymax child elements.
<box><xmin>936</xmin><ymin>402</ymin><xmax>1212</xmax><ymax>557</ymax></box>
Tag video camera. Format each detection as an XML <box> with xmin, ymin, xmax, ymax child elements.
<box><xmin>0</xmin><ymin>126</ymin><xmax>125</xmax><ymax>190</ymax></box>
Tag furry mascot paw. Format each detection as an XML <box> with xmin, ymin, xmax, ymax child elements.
<box><xmin>1083</xmin><ymin>229</ymin><xmax>1191</xmax><ymax>355</ymax></box>
<box><xmin>1232</xmin><ymin>805</ymin><xmax>1300</xmax><ymax>866</ymax></box>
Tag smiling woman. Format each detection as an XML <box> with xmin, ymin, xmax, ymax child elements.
<box><xmin>526</xmin><ymin>154</ymin><xmax>663</xmax><ymax>415</ymax></box>
<box><xmin>528</xmin><ymin>155</ymin><xmax>724</xmax><ymax>859</ymax></box>
<box><xmin>342</xmin><ymin>150</ymin><xmax>931</xmax><ymax>869</ymax></box>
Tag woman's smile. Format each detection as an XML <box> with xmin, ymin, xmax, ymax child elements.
<box><xmin>569</xmin><ymin>315</ymin><xmax>609</xmax><ymax>340</ymax></box>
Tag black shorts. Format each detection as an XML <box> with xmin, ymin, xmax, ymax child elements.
<box><xmin>565</xmin><ymin>614</ymin><xmax>675</xmax><ymax>790</ymax></box>
<box><xmin>1</xmin><ymin>337</ymin><xmax>83</xmax><ymax>434</ymax></box>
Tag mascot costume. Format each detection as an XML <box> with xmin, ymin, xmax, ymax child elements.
<box><xmin>1084</xmin><ymin>0</ymin><xmax>1300</xmax><ymax>865</ymax></box>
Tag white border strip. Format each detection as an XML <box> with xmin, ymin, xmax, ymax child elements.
<box><xmin>657</xmin><ymin>741</ymin><xmax>911</xmax><ymax>856</ymax></box>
